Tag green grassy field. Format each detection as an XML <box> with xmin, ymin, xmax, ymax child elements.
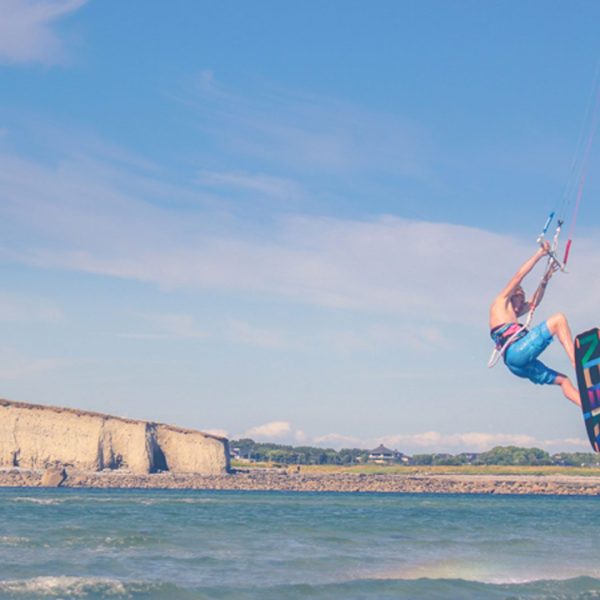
<box><xmin>231</xmin><ymin>460</ymin><xmax>600</xmax><ymax>476</ymax></box>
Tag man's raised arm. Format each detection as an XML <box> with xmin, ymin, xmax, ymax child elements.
<box><xmin>497</xmin><ymin>242</ymin><xmax>550</xmax><ymax>301</ymax></box>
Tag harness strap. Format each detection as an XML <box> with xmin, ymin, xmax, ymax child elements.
<box><xmin>488</xmin><ymin>324</ymin><xmax>528</xmax><ymax>368</ymax></box>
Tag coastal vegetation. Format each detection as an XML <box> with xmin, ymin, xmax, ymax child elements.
<box><xmin>231</xmin><ymin>439</ymin><xmax>368</xmax><ymax>465</ymax></box>
<box><xmin>231</xmin><ymin>462</ymin><xmax>600</xmax><ymax>477</ymax></box>
<box><xmin>231</xmin><ymin>439</ymin><xmax>600</xmax><ymax>468</ymax></box>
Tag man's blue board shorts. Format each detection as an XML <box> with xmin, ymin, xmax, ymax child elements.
<box><xmin>504</xmin><ymin>322</ymin><xmax>560</xmax><ymax>385</ymax></box>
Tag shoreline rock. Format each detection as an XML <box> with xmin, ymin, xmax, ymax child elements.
<box><xmin>40</xmin><ymin>465</ymin><xmax>67</xmax><ymax>487</ymax></box>
<box><xmin>2</xmin><ymin>467</ymin><xmax>600</xmax><ymax>495</ymax></box>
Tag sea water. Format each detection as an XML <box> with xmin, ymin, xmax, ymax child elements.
<box><xmin>0</xmin><ymin>488</ymin><xmax>599</xmax><ymax>599</ymax></box>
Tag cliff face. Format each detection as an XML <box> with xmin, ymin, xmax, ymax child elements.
<box><xmin>0</xmin><ymin>399</ymin><xmax>229</xmax><ymax>475</ymax></box>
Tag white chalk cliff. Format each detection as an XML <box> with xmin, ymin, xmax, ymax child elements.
<box><xmin>0</xmin><ymin>399</ymin><xmax>229</xmax><ymax>475</ymax></box>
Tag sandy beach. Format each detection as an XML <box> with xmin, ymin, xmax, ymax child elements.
<box><xmin>3</xmin><ymin>467</ymin><xmax>600</xmax><ymax>495</ymax></box>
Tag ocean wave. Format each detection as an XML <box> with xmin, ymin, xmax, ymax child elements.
<box><xmin>0</xmin><ymin>577</ymin><xmax>195</xmax><ymax>599</ymax></box>
<box><xmin>0</xmin><ymin>536</ymin><xmax>29</xmax><ymax>545</ymax></box>
<box><xmin>193</xmin><ymin>576</ymin><xmax>600</xmax><ymax>599</ymax></box>
<box><xmin>92</xmin><ymin>533</ymin><xmax>157</xmax><ymax>550</ymax></box>
<box><xmin>0</xmin><ymin>576</ymin><xmax>128</xmax><ymax>596</ymax></box>
<box><xmin>137</xmin><ymin>497</ymin><xmax>218</xmax><ymax>506</ymax></box>
<box><xmin>8</xmin><ymin>494</ymin><xmax>131</xmax><ymax>505</ymax></box>
<box><xmin>370</xmin><ymin>556</ymin><xmax>600</xmax><ymax>586</ymax></box>
<box><xmin>8</xmin><ymin>493</ymin><xmax>219</xmax><ymax>507</ymax></box>
<box><xmin>10</xmin><ymin>497</ymin><xmax>66</xmax><ymax>505</ymax></box>
<box><xmin>2</xmin><ymin>575</ymin><xmax>600</xmax><ymax>599</ymax></box>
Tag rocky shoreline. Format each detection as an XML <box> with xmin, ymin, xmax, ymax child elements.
<box><xmin>3</xmin><ymin>467</ymin><xmax>600</xmax><ymax>495</ymax></box>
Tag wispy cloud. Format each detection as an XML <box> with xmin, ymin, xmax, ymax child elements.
<box><xmin>0</xmin><ymin>346</ymin><xmax>71</xmax><ymax>379</ymax></box>
<box><xmin>0</xmin><ymin>293</ymin><xmax>63</xmax><ymax>322</ymax></box>
<box><xmin>294</xmin><ymin>429</ymin><xmax>308</xmax><ymax>443</ymax></box>
<box><xmin>182</xmin><ymin>72</ymin><xmax>431</xmax><ymax>178</ymax></box>
<box><xmin>242</xmin><ymin>421</ymin><xmax>292</xmax><ymax>440</ymax></box>
<box><xmin>380</xmin><ymin>431</ymin><xmax>538</xmax><ymax>452</ymax></box>
<box><xmin>379</xmin><ymin>431</ymin><xmax>591</xmax><ymax>454</ymax></box>
<box><xmin>313</xmin><ymin>432</ymin><xmax>363</xmax><ymax>448</ymax></box>
<box><xmin>318</xmin><ymin>323</ymin><xmax>451</xmax><ymax>354</ymax></box>
<box><xmin>122</xmin><ymin>313</ymin><xmax>207</xmax><ymax>341</ymax></box>
<box><xmin>119</xmin><ymin>313</ymin><xmax>290</xmax><ymax>348</ymax></box>
<box><xmin>4</xmin><ymin>141</ymin><xmax>597</xmax><ymax>331</ymax></box>
<box><xmin>198</xmin><ymin>170</ymin><xmax>302</xmax><ymax>200</ymax></box>
<box><xmin>230</xmin><ymin>421</ymin><xmax>588</xmax><ymax>453</ymax></box>
<box><xmin>0</xmin><ymin>0</ymin><xmax>86</xmax><ymax>66</ymax></box>
<box><xmin>3</xmin><ymin>114</ymin><xmax>599</xmax><ymax>342</ymax></box>
<box><xmin>225</xmin><ymin>319</ymin><xmax>288</xmax><ymax>349</ymax></box>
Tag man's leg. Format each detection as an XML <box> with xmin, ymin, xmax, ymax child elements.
<box><xmin>546</xmin><ymin>313</ymin><xmax>575</xmax><ymax>367</ymax></box>
<box><xmin>554</xmin><ymin>374</ymin><xmax>580</xmax><ymax>407</ymax></box>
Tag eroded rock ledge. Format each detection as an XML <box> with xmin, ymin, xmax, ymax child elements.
<box><xmin>0</xmin><ymin>399</ymin><xmax>229</xmax><ymax>475</ymax></box>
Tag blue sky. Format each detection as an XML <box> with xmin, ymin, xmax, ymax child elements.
<box><xmin>1</xmin><ymin>1</ymin><xmax>600</xmax><ymax>453</ymax></box>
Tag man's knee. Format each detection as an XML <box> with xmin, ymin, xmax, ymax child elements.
<box><xmin>554</xmin><ymin>373</ymin><xmax>568</xmax><ymax>385</ymax></box>
<box><xmin>548</xmin><ymin>312</ymin><xmax>568</xmax><ymax>328</ymax></box>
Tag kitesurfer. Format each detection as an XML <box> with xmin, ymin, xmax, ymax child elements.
<box><xmin>489</xmin><ymin>241</ymin><xmax>580</xmax><ymax>406</ymax></box>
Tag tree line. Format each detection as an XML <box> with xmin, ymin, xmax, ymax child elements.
<box><xmin>232</xmin><ymin>439</ymin><xmax>368</xmax><ymax>465</ymax></box>
<box><xmin>231</xmin><ymin>439</ymin><xmax>600</xmax><ymax>467</ymax></box>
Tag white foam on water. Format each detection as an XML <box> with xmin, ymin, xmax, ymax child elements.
<box><xmin>11</xmin><ymin>497</ymin><xmax>66</xmax><ymax>506</ymax></box>
<box><xmin>10</xmin><ymin>495</ymin><xmax>129</xmax><ymax>506</ymax></box>
<box><xmin>0</xmin><ymin>536</ymin><xmax>29</xmax><ymax>545</ymax></box>
<box><xmin>0</xmin><ymin>576</ymin><xmax>129</xmax><ymax>596</ymax></box>
<box><xmin>137</xmin><ymin>497</ymin><xmax>217</xmax><ymax>506</ymax></box>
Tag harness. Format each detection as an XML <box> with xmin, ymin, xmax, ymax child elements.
<box><xmin>490</xmin><ymin>323</ymin><xmax>528</xmax><ymax>351</ymax></box>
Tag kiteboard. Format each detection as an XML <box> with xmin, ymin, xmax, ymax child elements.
<box><xmin>575</xmin><ymin>328</ymin><xmax>600</xmax><ymax>452</ymax></box>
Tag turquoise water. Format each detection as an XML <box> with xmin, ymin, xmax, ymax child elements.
<box><xmin>1</xmin><ymin>488</ymin><xmax>600</xmax><ymax>599</ymax></box>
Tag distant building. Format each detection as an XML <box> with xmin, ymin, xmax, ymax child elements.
<box><xmin>457</xmin><ymin>452</ymin><xmax>480</xmax><ymax>464</ymax></box>
<box><xmin>368</xmin><ymin>444</ymin><xmax>408</xmax><ymax>464</ymax></box>
<box><xmin>229</xmin><ymin>447</ymin><xmax>252</xmax><ymax>461</ymax></box>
